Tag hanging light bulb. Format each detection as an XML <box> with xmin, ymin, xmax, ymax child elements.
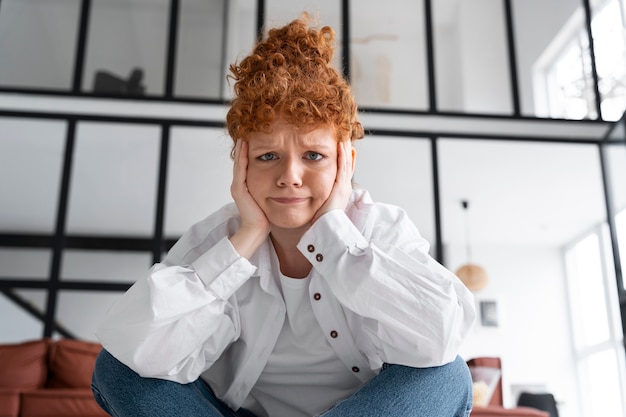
<box><xmin>455</xmin><ymin>200</ymin><xmax>489</xmax><ymax>291</ymax></box>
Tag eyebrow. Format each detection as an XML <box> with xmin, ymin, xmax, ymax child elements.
<box><xmin>249</xmin><ymin>141</ymin><xmax>335</xmax><ymax>152</ymax></box>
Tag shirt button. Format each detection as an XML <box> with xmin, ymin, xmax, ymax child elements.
<box><xmin>313</xmin><ymin>293</ymin><xmax>321</xmax><ymax>300</ymax></box>
<box><xmin>307</xmin><ymin>244</ymin><xmax>315</xmax><ymax>252</ymax></box>
<box><xmin>316</xmin><ymin>254</ymin><xmax>324</xmax><ymax>262</ymax></box>
<box><xmin>330</xmin><ymin>330</ymin><xmax>338</xmax><ymax>338</ymax></box>
<box><xmin>352</xmin><ymin>366</ymin><xmax>360</xmax><ymax>373</ymax></box>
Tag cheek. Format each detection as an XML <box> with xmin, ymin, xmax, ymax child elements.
<box><xmin>245</xmin><ymin>166</ymin><xmax>265</xmax><ymax>199</ymax></box>
<box><xmin>316</xmin><ymin>168</ymin><xmax>337</xmax><ymax>198</ymax></box>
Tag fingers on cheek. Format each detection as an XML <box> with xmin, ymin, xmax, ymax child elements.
<box><xmin>337</xmin><ymin>142</ymin><xmax>345</xmax><ymax>167</ymax></box>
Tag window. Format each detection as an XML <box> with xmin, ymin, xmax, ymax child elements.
<box><xmin>564</xmin><ymin>224</ymin><xmax>626</xmax><ymax>416</ymax></box>
<box><xmin>592</xmin><ymin>0</ymin><xmax>626</xmax><ymax>121</ymax></box>
<box><xmin>536</xmin><ymin>0</ymin><xmax>626</xmax><ymax>121</ymax></box>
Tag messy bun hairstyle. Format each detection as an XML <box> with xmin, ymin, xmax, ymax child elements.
<box><xmin>226</xmin><ymin>14</ymin><xmax>364</xmax><ymax>148</ymax></box>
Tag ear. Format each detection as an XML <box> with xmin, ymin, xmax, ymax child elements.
<box><xmin>350</xmin><ymin>146</ymin><xmax>356</xmax><ymax>174</ymax></box>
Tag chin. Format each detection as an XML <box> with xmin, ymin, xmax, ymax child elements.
<box><xmin>269</xmin><ymin>216</ymin><xmax>313</xmax><ymax>231</ymax></box>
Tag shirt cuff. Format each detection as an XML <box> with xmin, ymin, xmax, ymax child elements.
<box><xmin>191</xmin><ymin>236</ymin><xmax>257</xmax><ymax>300</ymax></box>
<box><xmin>297</xmin><ymin>210</ymin><xmax>368</xmax><ymax>271</ymax></box>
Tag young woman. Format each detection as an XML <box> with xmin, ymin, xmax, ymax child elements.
<box><xmin>92</xmin><ymin>14</ymin><xmax>476</xmax><ymax>417</ymax></box>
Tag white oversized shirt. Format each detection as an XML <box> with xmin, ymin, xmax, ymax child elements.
<box><xmin>96</xmin><ymin>188</ymin><xmax>476</xmax><ymax>411</ymax></box>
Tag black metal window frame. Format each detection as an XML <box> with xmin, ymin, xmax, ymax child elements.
<box><xmin>0</xmin><ymin>0</ymin><xmax>606</xmax><ymax>119</ymax></box>
<box><xmin>0</xmin><ymin>106</ymin><xmax>611</xmax><ymax>338</ymax></box>
<box><xmin>0</xmin><ymin>0</ymin><xmax>622</xmax><ymax>349</ymax></box>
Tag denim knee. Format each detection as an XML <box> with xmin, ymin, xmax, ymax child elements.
<box><xmin>91</xmin><ymin>349</ymin><xmax>119</xmax><ymax>415</ymax></box>
<box><xmin>321</xmin><ymin>355</ymin><xmax>472</xmax><ymax>417</ymax></box>
<box><xmin>383</xmin><ymin>356</ymin><xmax>473</xmax><ymax>416</ymax></box>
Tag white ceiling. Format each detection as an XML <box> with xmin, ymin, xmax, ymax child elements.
<box><xmin>437</xmin><ymin>138</ymin><xmax>608</xmax><ymax>247</ymax></box>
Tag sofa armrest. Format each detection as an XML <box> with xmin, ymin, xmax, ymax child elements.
<box><xmin>20</xmin><ymin>389</ymin><xmax>109</xmax><ymax>417</ymax></box>
<box><xmin>471</xmin><ymin>405</ymin><xmax>550</xmax><ymax>417</ymax></box>
<box><xmin>0</xmin><ymin>389</ymin><xmax>19</xmax><ymax>417</ymax></box>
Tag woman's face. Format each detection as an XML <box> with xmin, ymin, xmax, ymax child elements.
<box><xmin>245</xmin><ymin>121</ymin><xmax>339</xmax><ymax>231</ymax></box>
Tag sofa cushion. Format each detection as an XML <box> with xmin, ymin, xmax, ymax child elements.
<box><xmin>21</xmin><ymin>389</ymin><xmax>109</xmax><ymax>417</ymax></box>
<box><xmin>47</xmin><ymin>339</ymin><xmax>102</xmax><ymax>389</ymax></box>
<box><xmin>0</xmin><ymin>339</ymin><xmax>50</xmax><ymax>389</ymax></box>
<box><xmin>470</xmin><ymin>405</ymin><xmax>549</xmax><ymax>417</ymax></box>
<box><xmin>0</xmin><ymin>389</ymin><xmax>20</xmax><ymax>417</ymax></box>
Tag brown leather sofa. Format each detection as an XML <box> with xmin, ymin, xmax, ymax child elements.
<box><xmin>0</xmin><ymin>338</ymin><xmax>108</xmax><ymax>417</ymax></box>
<box><xmin>467</xmin><ymin>357</ymin><xmax>550</xmax><ymax>417</ymax></box>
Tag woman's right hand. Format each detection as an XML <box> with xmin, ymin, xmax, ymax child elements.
<box><xmin>229</xmin><ymin>139</ymin><xmax>271</xmax><ymax>258</ymax></box>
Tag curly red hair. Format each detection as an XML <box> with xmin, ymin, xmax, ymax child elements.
<box><xmin>226</xmin><ymin>14</ymin><xmax>364</xmax><ymax>148</ymax></box>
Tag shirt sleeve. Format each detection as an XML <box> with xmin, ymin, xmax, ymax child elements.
<box><xmin>297</xmin><ymin>207</ymin><xmax>476</xmax><ymax>368</ymax></box>
<box><xmin>95</xmin><ymin>236</ymin><xmax>256</xmax><ymax>383</ymax></box>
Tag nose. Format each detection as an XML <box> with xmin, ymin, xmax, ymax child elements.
<box><xmin>277</xmin><ymin>157</ymin><xmax>303</xmax><ymax>187</ymax></box>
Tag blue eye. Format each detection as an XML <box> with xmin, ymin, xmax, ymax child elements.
<box><xmin>258</xmin><ymin>153</ymin><xmax>278</xmax><ymax>161</ymax></box>
<box><xmin>305</xmin><ymin>152</ymin><xmax>323</xmax><ymax>161</ymax></box>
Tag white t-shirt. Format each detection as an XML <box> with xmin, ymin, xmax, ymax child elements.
<box><xmin>242</xmin><ymin>273</ymin><xmax>362</xmax><ymax>417</ymax></box>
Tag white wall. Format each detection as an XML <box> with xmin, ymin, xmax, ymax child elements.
<box><xmin>449</xmin><ymin>242</ymin><xmax>580</xmax><ymax>417</ymax></box>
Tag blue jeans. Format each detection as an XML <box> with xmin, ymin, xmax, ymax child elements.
<box><xmin>92</xmin><ymin>349</ymin><xmax>472</xmax><ymax>417</ymax></box>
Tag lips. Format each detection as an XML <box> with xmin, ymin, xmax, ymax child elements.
<box><xmin>270</xmin><ymin>197</ymin><xmax>309</xmax><ymax>204</ymax></box>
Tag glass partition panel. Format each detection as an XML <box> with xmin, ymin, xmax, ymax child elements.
<box><xmin>439</xmin><ymin>138</ymin><xmax>605</xmax><ymax>412</ymax></box>
<box><xmin>0</xmin><ymin>0</ymin><xmax>81</xmax><ymax>90</ymax></box>
<box><xmin>353</xmin><ymin>135</ymin><xmax>435</xmax><ymax>250</ymax></box>
<box><xmin>512</xmin><ymin>0</ymin><xmax>583</xmax><ymax>118</ymax></box>
<box><xmin>66</xmin><ymin>122</ymin><xmax>160</xmax><ymax>236</ymax></box>
<box><xmin>175</xmin><ymin>0</ymin><xmax>227</xmax><ymax>99</ymax></box>
<box><xmin>0</xmin><ymin>289</ymin><xmax>47</xmax><ymax>343</ymax></box>
<box><xmin>433</xmin><ymin>0</ymin><xmax>512</xmax><ymax>114</ymax></box>
<box><xmin>350</xmin><ymin>0</ymin><xmax>428</xmax><ymax>110</ymax></box>
<box><xmin>61</xmin><ymin>249</ymin><xmax>151</xmax><ymax>282</ymax></box>
<box><xmin>83</xmin><ymin>0</ymin><xmax>169</xmax><ymax>95</ymax></box>
<box><xmin>265</xmin><ymin>0</ymin><xmax>342</xmax><ymax>71</ymax></box>
<box><xmin>439</xmin><ymin>139</ymin><xmax>605</xmax><ymax>250</ymax></box>
<box><xmin>56</xmin><ymin>290</ymin><xmax>123</xmax><ymax>341</ymax></box>
<box><xmin>222</xmin><ymin>0</ymin><xmax>257</xmax><ymax>100</ymax></box>
<box><xmin>0</xmin><ymin>117</ymin><xmax>66</xmax><ymax>233</ymax></box>
<box><xmin>176</xmin><ymin>0</ymin><xmax>257</xmax><ymax>100</ymax></box>
<box><xmin>165</xmin><ymin>126</ymin><xmax>234</xmax><ymax>237</ymax></box>
<box><xmin>603</xmin><ymin>118</ymin><xmax>626</xmax><ymax>291</ymax></box>
<box><xmin>0</xmin><ymin>249</ymin><xmax>51</xmax><ymax>280</ymax></box>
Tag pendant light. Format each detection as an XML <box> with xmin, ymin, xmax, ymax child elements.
<box><xmin>455</xmin><ymin>200</ymin><xmax>489</xmax><ymax>291</ymax></box>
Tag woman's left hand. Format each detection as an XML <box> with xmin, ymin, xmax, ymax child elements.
<box><xmin>312</xmin><ymin>140</ymin><xmax>355</xmax><ymax>223</ymax></box>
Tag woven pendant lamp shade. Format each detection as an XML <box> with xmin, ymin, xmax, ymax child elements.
<box><xmin>455</xmin><ymin>200</ymin><xmax>489</xmax><ymax>292</ymax></box>
<box><xmin>455</xmin><ymin>263</ymin><xmax>489</xmax><ymax>291</ymax></box>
